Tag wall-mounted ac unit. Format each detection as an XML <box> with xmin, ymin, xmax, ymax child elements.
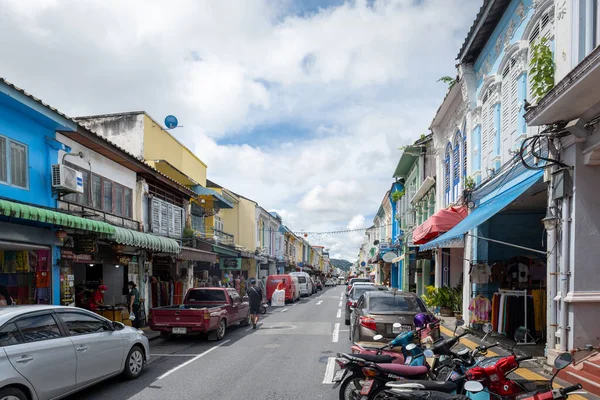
<box><xmin>52</xmin><ymin>164</ymin><xmax>84</xmax><ymax>194</ymax></box>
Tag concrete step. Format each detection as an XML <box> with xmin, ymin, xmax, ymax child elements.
<box><xmin>559</xmin><ymin>368</ymin><xmax>600</xmax><ymax>397</ymax></box>
<box><xmin>583</xmin><ymin>361</ymin><xmax>600</xmax><ymax>375</ymax></box>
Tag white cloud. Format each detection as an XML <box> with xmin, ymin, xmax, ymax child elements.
<box><xmin>0</xmin><ymin>0</ymin><xmax>482</xmax><ymax>260</ymax></box>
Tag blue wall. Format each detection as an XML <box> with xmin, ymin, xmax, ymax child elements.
<box><xmin>390</xmin><ymin>182</ymin><xmax>403</xmax><ymax>289</ymax></box>
<box><xmin>478</xmin><ymin>212</ymin><xmax>545</xmax><ymax>261</ymax></box>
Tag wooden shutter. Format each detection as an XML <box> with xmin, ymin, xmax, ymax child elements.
<box><xmin>173</xmin><ymin>206</ymin><xmax>183</xmax><ymax>237</ymax></box>
<box><xmin>160</xmin><ymin>201</ymin><xmax>169</xmax><ymax>236</ymax></box>
<box><xmin>501</xmin><ymin>58</ymin><xmax>519</xmax><ymax>163</ymax></box>
<box><xmin>151</xmin><ymin>198</ymin><xmax>161</xmax><ymax>233</ymax></box>
<box><xmin>481</xmin><ymin>90</ymin><xmax>491</xmax><ymax>170</ymax></box>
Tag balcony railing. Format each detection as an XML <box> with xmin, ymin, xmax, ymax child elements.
<box><xmin>57</xmin><ymin>200</ymin><xmax>139</xmax><ymax>231</ymax></box>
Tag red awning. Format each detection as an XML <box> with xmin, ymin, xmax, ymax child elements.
<box><xmin>413</xmin><ymin>206</ymin><xmax>467</xmax><ymax>245</ymax></box>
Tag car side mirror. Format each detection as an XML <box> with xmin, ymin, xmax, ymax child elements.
<box><xmin>112</xmin><ymin>321</ymin><xmax>125</xmax><ymax>331</ymax></box>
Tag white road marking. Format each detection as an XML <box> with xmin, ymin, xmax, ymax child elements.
<box><xmin>157</xmin><ymin>340</ymin><xmax>231</xmax><ymax>380</ymax></box>
<box><xmin>316</xmin><ymin>300</ymin><xmax>323</xmax><ymax>305</ymax></box>
<box><xmin>336</xmin><ymin>309</ymin><xmax>341</xmax><ymax>319</ymax></box>
<box><xmin>332</xmin><ymin>322</ymin><xmax>340</xmax><ymax>343</ymax></box>
<box><xmin>151</xmin><ymin>354</ymin><xmax>200</xmax><ymax>357</ymax></box>
<box><xmin>339</xmin><ymin>329</ymin><xmax>349</xmax><ymax>332</ymax></box>
<box><xmin>280</xmin><ymin>308</ymin><xmax>288</xmax><ymax>313</ymax></box>
<box><xmin>322</xmin><ymin>357</ymin><xmax>337</xmax><ymax>384</ymax></box>
<box><xmin>338</xmin><ymin>301</ymin><xmax>342</xmax><ymax>307</ymax></box>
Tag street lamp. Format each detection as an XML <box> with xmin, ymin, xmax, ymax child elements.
<box><xmin>541</xmin><ymin>209</ymin><xmax>559</xmax><ymax>231</ymax></box>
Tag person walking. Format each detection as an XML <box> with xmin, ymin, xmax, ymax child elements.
<box><xmin>247</xmin><ymin>278</ymin><xmax>262</xmax><ymax>329</ymax></box>
<box><xmin>127</xmin><ymin>281</ymin><xmax>141</xmax><ymax>328</ymax></box>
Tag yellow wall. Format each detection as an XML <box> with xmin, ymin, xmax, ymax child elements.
<box><xmin>295</xmin><ymin>240</ymin><xmax>303</xmax><ymax>265</ymax></box>
<box><xmin>142</xmin><ymin>115</ymin><xmax>207</xmax><ymax>187</ymax></box>
<box><xmin>236</xmin><ymin>196</ymin><xmax>256</xmax><ymax>251</ymax></box>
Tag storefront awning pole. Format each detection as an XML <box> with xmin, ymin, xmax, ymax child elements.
<box><xmin>467</xmin><ymin>234</ymin><xmax>546</xmax><ymax>255</ymax></box>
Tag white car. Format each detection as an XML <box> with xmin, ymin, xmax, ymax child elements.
<box><xmin>324</xmin><ymin>279</ymin><xmax>335</xmax><ymax>287</ymax></box>
<box><xmin>0</xmin><ymin>305</ymin><xmax>150</xmax><ymax>400</ymax></box>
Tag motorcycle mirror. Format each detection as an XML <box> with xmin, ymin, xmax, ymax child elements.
<box><xmin>554</xmin><ymin>353</ymin><xmax>573</xmax><ymax>370</ymax></box>
<box><xmin>373</xmin><ymin>334</ymin><xmax>384</xmax><ymax>341</ymax></box>
<box><xmin>514</xmin><ymin>327</ymin><xmax>527</xmax><ymax>342</ymax></box>
<box><xmin>455</xmin><ymin>319</ymin><xmax>465</xmax><ymax>327</ymax></box>
<box><xmin>405</xmin><ymin>343</ymin><xmax>417</xmax><ymax>351</ymax></box>
<box><xmin>482</xmin><ymin>323</ymin><xmax>493</xmax><ymax>334</ymax></box>
<box><xmin>423</xmin><ymin>349</ymin><xmax>434</xmax><ymax>358</ymax></box>
<box><xmin>393</xmin><ymin>322</ymin><xmax>402</xmax><ymax>328</ymax></box>
<box><xmin>464</xmin><ymin>381</ymin><xmax>484</xmax><ymax>393</ymax></box>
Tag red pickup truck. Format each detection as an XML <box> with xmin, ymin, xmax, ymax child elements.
<box><xmin>149</xmin><ymin>287</ymin><xmax>251</xmax><ymax>340</ymax></box>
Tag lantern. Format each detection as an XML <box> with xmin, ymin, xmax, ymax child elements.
<box><xmin>55</xmin><ymin>229</ymin><xmax>68</xmax><ymax>242</ymax></box>
<box><xmin>111</xmin><ymin>243</ymin><xmax>125</xmax><ymax>253</ymax></box>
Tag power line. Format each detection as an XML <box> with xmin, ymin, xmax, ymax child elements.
<box><xmin>293</xmin><ymin>223</ymin><xmax>393</xmax><ymax>235</ymax></box>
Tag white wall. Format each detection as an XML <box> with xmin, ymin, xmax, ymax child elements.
<box><xmin>56</xmin><ymin>133</ymin><xmax>138</xmax><ymax>218</ymax></box>
<box><xmin>78</xmin><ymin>114</ymin><xmax>145</xmax><ymax>159</ymax></box>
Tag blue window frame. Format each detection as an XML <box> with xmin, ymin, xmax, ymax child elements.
<box><xmin>453</xmin><ymin>132</ymin><xmax>461</xmax><ymax>185</ymax></box>
<box><xmin>444</xmin><ymin>143</ymin><xmax>451</xmax><ymax>194</ymax></box>
<box><xmin>462</xmin><ymin>126</ymin><xmax>467</xmax><ymax>178</ymax></box>
<box><xmin>0</xmin><ymin>134</ymin><xmax>29</xmax><ymax>189</ymax></box>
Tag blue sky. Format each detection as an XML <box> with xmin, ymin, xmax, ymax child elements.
<box><xmin>0</xmin><ymin>0</ymin><xmax>482</xmax><ymax>259</ymax></box>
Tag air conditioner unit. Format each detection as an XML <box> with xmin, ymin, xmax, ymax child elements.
<box><xmin>52</xmin><ymin>164</ymin><xmax>83</xmax><ymax>194</ymax></box>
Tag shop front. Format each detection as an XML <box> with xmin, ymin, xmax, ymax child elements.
<box><xmin>177</xmin><ymin>246</ymin><xmax>218</xmax><ymax>294</ymax></box>
<box><xmin>421</xmin><ymin>169</ymin><xmax>548</xmax><ymax>346</ymax></box>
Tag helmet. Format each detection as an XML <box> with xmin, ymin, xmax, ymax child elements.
<box><xmin>249</xmin><ymin>278</ymin><xmax>256</xmax><ymax>285</ymax></box>
<box><xmin>413</xmin><ymin>312</ymin><xmax>432</xmax><ymax>328</ymax></box>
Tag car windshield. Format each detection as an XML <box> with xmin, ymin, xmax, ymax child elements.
<box><xmin>297</xmin><ymin>276</ymin><xmax>306</xmax><ymax>283</ymax></box>
<box><xmin>368</xmin><ymin>296</ymin><xmax>426</xmax><ymax>312</ymax></box>
<box><xmin>351</xmin><ymin>286</ymin><xmax>378</xmax><ymax>299</ymax></box>
<box><xmin>186</xmin><ymin>290</ymin><xmax>226</xmax><ymax>302</ymax></box>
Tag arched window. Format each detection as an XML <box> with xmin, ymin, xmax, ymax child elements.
<box><xmin>528</xmin><ymin>6</ymin><xmax>554</xmax><ymax>97</ymax></box>
<box><xmin>462</xmin><ymin>123</ymin><xmax>467</xmax><ymax>178</ymax></box>
<box><xmin>444</xmin><ymin>143</ymin><xmax>452</xmax><ymax>206</ymax></box>
<box><xmin>453</xmin><ymin>132</ymin><xmax>461</xmax><ymax>201</ymax></box>
<box><xmin>480</xmin><ymin>86</ymin><xmax>495</xmax><ymax>172</ymax></box>
<box><xmin>501</xmin><ymin>57</ymin><xmax>519</xmax><ymax>163</ymax></box>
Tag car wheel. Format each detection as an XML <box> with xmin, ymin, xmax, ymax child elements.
<box><xmin>240</xmin><ymin>312</ymin><xmax>251</xmax><ymax>327</ymax></box>
<box><xmin>216</xmin><ymin>319</ymin><xmax>226</xmax><ymax>340</ymax></box>
<box><xmin>122</xmin><ymin>345</ymin><xmax>145</xmax><ymax>380</ymax></box>
<box><xmin>0</xmin><ymin>387</ymin><xmax>27</xmax><ymax>400</ymax></box>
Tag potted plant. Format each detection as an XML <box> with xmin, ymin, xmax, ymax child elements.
<box><xmin>423</xmin><ymin>286</ymin><xmax>455</xmax><ymax>317</ymax></box>
<box><xmin>450</xmin><ymin>288</ymin><xmax>463</xmax><ymax>319</ymax></box>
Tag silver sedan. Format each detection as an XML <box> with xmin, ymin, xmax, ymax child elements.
<box><xmin>0</xmin><ymin>305</ymin><xmax>150</xmax><ymax>400</ymax></box>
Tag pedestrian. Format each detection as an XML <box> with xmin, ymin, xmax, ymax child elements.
<box><xmin>276</xmin><ymin>278</ymin><xmax>286</xmax><ymax>291</ymax></box>
<box><xmin>247</xmin><ymin>278</ymin><xmax>262</xmax><ymax>329</ymax></box>
<box><xmin>0</xmin><ymin>285</ymin><xmax>13</xmax><ymax>306</ymax></box>
<box><xmin>89</xmin><ymin>285</ymin><xmax>107</xmax><ymax>310</ymax></box>
<box><xmin>127</xmin><ymin>281</ymin><xmax>141</xmax><ymax>328</ymax></box>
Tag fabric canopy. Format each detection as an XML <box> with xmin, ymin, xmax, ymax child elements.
<box><xmin>213</xmin><ymin>245</ymin><xmax>239</xmax><ymax>257</ymax></box>
<box><xmin>419</xmin><ymin>170</ymin><xmax>543</xmax><ymax>251</ymax></box>
<box><xmin>413</xmin><ymin>206</ymin><xmax>467</xmax><ymax>245</ymax></box>
<box><xmin>0</xmin><ymin>199</ymin><xmax>115</xmax><ymax>234</ymax></box>
<box><xmin>112</xmin><ymin>227</ymin><xmax>180</xmax><ymax>253</ymax></box>
<box><xmin>178</xmin><ymin>246</ymin><xmax>217</xmax><ymax>263</ymax></box>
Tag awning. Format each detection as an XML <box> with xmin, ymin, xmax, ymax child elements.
<box><xmin>193</xmin><ymin>186</ymin><xmax>234</xmax><ymax>209</ymax></box>
<box><xmin>413</xmin><ymin>206</ymin><xmax>467</xmax><ymax>245</ymax></box>
<box><xmin>419</xmin><ymin>170</ymin><xmax>544</xmax><ymax>251</ymax></box>
<box><xmin>212</xmin><ymin>245</ymin><xmax>239</xmax><ymax>257</ymax></box>
<box><xmin>0</xmin><ymin>199</ymin><xmax>115</xmax><ymax>234</ymax></box>
<box><xmin>239</xmin><ymin>250</ymin><xmax>255</xmax><ymax>259</ymax></box>
<box><xmin>112</xmin><ymin>227</ymin><xmax>180</xmax><ymax>253</ymax></box>
<box><xmin>178</xmin><ymin>246</ymin><xmax>217</xmax><ymax>263</ymax></box>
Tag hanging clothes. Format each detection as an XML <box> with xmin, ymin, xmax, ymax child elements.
<box><xmin>491</xmin><ymin>263</ymin><xmax>507</xmax><ymax>284</ymax></box>
<box><xmin>468</xmin><ymin>296</ymin><xmax>491</xmax><ymax>324</ymax></box>
<box><xmin>497</xmin><ymin>294</ymin><xmax>506</xmax><ymax>334</ymax></box>
<box><xmin>491</xmin><ymin>293</ymin><xmax>500</xmax><ymax>332</ymax></box>
<box><xmin>471</xmin><ymin>264</ymin><xmax>492</xmax><ymax>284</ymax></box>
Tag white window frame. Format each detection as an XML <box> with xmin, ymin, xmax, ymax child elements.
<box><xmin>214</xmin><ymin>214</ymin><xmax>224</xmax><ymax>232</ymax></box>
<box><xmin>572</xmin><ymin>0</ymin><xmax>599</xmax><ymax>65</ymax></box>
<box><xmin>0</xmin><ymin>134</ymin><xmax>29</xmax><ymax>189</ymax></box>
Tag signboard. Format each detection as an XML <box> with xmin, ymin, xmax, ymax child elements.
<box><xmin>416</xmin><ymin>250</ymin><xmax>433</xmax><ymax>260</ymax></box>
<box><xmin>382</xmin><ymin>252</ymin><xmax>398</xmax><ymax>263</ymax></box>
<box><xmin>220</xmin><ymin>258</ymin><xmax>242</xmax><ymax>270</ymax></box>
<box><xmin>360</xmin><ymin>261</ymin><xmax>366</xmax><ymax>267</ymax></box>
<box><xmin>74</xmin><ymin>234</ymin><xmax>98</xmax><ymax>255</ymax></box>
<box><xmin>60</xmin><ymin>250</ymin><xmax>93</xmax><ymax>263</ymax></box>
<box><xmin>379</xmin><ymin>242</ymin><xmax>390</xmax><ymax>250</ymax></box>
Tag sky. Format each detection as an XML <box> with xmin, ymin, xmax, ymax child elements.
<box><xmin>0</xmin><ymin>0</ymin><xmax>482</xmax><ymax>261</ymax></box>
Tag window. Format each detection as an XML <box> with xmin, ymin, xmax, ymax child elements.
<box><xmin>214</xmin><ymin>215</ymin><xmax>224</xmax><ymax>232</ymax></box>
<box><xmin>57</xmin><ymin>312</ymin><xmax>111</xmax><ymax>335</ymax></box>
<box><xmin>186</xmin><ymin>289</ymin><xmax>226</xmax><ymax>302</ymax></box>
<box><xmin>462</xmin><ymin>130</ymin><xmax>467</xmax><ymax>178</ymax></box>
<box><xmin>64</xmin><ymin>162</ymin><xmax>133</xmax><ymax>218</ymax></box>
<box><xmin>0</xmin><ymin>323</ymin><xmax>22</xmax><ymax>346</ymax></box>
<box><xmin>150</xmin><ymin>197</ymin><xmax>184</xmax><ymax>238</ymax></box>
<box><xmin>368</xmin><ymin>295</ymin><xmax>425</xmax><ymax>312</ymax></box>
<box><xmin>501</xmin><ymin>58</ymin><xmax>519</xmax><ymax>163</ymax></box>
<box><xmin>444</xmin><ymin>143</ymin><xmax>451</xmax><ymax>206</ymax></box>
<box><xmin>481</xmin><ymin>87</ymin><xmax>495</xmax><ymax>172</ymax></box>
<box><xmin>453</xmin><ymin>132</ymin><xmax>461</xmax><ymax>185</ymax></box>
<box><xmin>15</xmin><ymin>314</ymin><xmax>61</xmax><ymax>343</ymax></box>
<box><xmin>228</xmin><ymin>290</ymin><xmax>241</xmax><ymax>303</ymax></box>
<box><xmin>0</xmin><ymin>135</ymin><xmax>28</xmax><ymax>188</ymax></box>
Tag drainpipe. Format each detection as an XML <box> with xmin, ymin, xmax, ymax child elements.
<box><xmin>558</xmin><ymin>195</ymin><xmax>571</xmax><ymax>352</ymax></box>
<box><xmin>546</xmin><ymin>213</ymin><xmax>558</xmax><ymax>350</ymax></box>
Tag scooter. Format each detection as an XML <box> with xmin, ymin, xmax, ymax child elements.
<box><xmin>260</xmin><ymin>300</ymin><xmax>268</xmax><ymax>315</ymax></box>
<box><xmin>382</xmin><ymin>381</ymin><xmax>486</xmax><ymax>400</ymax></box>
<box><xmin>518</xmin><ymin>353</ymin><xmax>582</xmax><ymax>400</ymax></box>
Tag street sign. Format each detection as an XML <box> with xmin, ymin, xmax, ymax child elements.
<box><xmin>382</xmin><ymin>252</ymin><xmax>398</xmax><ymax>263</ymax></box>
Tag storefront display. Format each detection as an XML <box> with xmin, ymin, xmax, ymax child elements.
<box><xmin>0</xmin><ymin>249</ymin><xmax>51</xmax><ymax>305</ymax></box>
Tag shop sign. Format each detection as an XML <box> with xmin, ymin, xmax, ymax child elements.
<box><xmin>220</xmin><ymin>258</ymin><xmax>241</xmax><ymax>270</ymax></box>
<box><xmin>74</xmin><ymin>234</ymin><xmax>98</xmax><ymax>255</ymax></box>
<box><xmin>117</xmin><ymin>255</ymin><xmax>133</xmax><ymax>265</ymax></box>
<box><xmin>60</xmin><ymin>250</ymin><xmax>93</xmax><ymax>263</ymax></box>
<box><xmin>416</xmin><ymin>250</ymin><xmax>433</xmax><ymax>260</ymax></box>
<box><xmin>152</xmin><ymin>256</ymin><xmax>172</xmax><ymax>269</ymax></box>
<box><xmin>382</xmin><ymin>252</ymin><xmax>398</xmax><ymax>263</ymax></box>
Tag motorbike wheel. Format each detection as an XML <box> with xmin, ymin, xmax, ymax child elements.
<box><xmin>338</xmin><ymin>373</ymin><xmax>364</xmax><ymax>400</ymax></box>
<box><xmin>366</xmin><ymin>384</ymin><xmax>389</xmax><ymax>400</ymax></box>
<box><xmin>260</xmin><ymin>305</ymin><xmax>267</xmax><ymax>314</ymax></box>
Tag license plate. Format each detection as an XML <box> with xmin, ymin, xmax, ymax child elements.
<box><xmin>172</xmin><ymin>327</ymin><xmax>187</xmax><ymax>334</ymax></box>
<box><xmin>360</xmin><ymin>379</ymin><xmax>374</xmax><ymax>395</ymax></box>
<box><xmin>332</xmin><ymin>370</ymin><xmax>345</xmax><ymax>382</ymax></box>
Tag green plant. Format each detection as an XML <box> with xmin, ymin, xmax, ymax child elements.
<box><xmin>529</xmin><ymin>37</ymin><xmax>555</xmax><ymax>103</ymax></box>
<box><xmin>183</xmin><ymin>227</ymin><xmax>194</xmax><ymax>238</ymax></box>
<box><xmin>437</xmin><ymin>76</ymin><xmax>457</xmax><ymax>89</ymax></box>
<box><xmin>450</xmin><ymin>287</ymin><xmax>463</xmax><ymax>312</ymax></box>
<box><xmin>391</xmin><ymin>188</ymin><xmax>406</xmax><ymax>202</ymax></box>
<box><xmin>423</xmin><ymin>285</ymin><xmax>461</xmax><ymax>310</ymax></box>
<box><xmin>464</xmin><ymin>176</ymin><xmax>476</xmax><ymax>191</ymax></box>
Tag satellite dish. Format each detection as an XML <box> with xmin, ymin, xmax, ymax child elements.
<box><xmin>165</xmin><ymin>115</ymin><xmax>179</xmax><ymax>129</ymax></box>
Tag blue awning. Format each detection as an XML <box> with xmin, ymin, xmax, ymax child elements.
<box><xmin>419</xmin><ymin>170</ymin><xmax>543</xmax><ymax>250</ymax></box>
<box><xmin>193</xmin><ymin>186</ymin><xmax>234</xmax><ymax>209</ymax></box>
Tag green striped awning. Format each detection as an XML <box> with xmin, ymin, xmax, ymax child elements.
<box><xmin>212</xmin><ymin>245</ymin><xmax>239</xmax><ymax>257</ymax></box>
<box><xmin>0</xmin><ymin>199</ymin><xmax>115</xmax><ymax>234</ymax></box>
<box><xmin>112</xmin><ymin>227</ymin><xmax>180</xmax><ymax>254</ymax></box>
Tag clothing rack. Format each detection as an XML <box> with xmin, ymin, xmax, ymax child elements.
<box><xmin>499</xmin><ymin>289</ymin><xmax>537</xmax><ymax>345</ymax></box>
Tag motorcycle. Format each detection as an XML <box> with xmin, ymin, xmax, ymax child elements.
<box><xmin>260</xmin><ymin>300</ymin><xmax>268</xmax><ymax>315</ymax></box>
<box><xmin>518</xmin><ymin>353</ymin><xmax>582</xmax><ymax>400</ymax></box>
<box><xmin>381</xmin><ymin>381</ymin><xmax>485</xmax><ymax>400</ymax></box>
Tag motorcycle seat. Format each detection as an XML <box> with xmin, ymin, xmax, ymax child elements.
<box><xmin>351</xmin><ymin>354</ymin><xmax>397</xmax><ymax>363</ymax></box>
<box><xmin>375</xmin><ymin>364</ymin><xmax>429</xmax><ymax>376</ymax></box>
<box><xmin>386</xmin><ymin>380</ymin><xmax>457</xmax><ymax>393</ymax></box>
<box><xmin>355</xmin><ymin>341</ymin><xmax>403</xmax><ymax>352</ymax></box>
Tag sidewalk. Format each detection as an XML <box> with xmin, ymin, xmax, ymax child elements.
<box><xmin>437</xmin><ymin>317</ymin><xmax>600</xmax><ymax>400</ymax></box>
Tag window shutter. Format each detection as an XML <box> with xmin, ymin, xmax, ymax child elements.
<box><xmin>0</xmin><ymin>137</ymin><xmax>6</xmax><ymax>183</ymax></box>
<box><xmin>160</xmin><ymin>201</ymin><xmax>169</xmax><ymax>236</ymax></box>
<box><xmin>167</xmin><ymin>204</ymin><xmax>174</xmax><ymax>237</ymax></box>
<box><xmin>481</xmin><ymin>90</ymin><xmax>492</xmax><ymax>170</ymax></box>
<box><xmin>151</xmin><ymin>198</ymin><xmax>161</xmax><ymax>233</ymax></box>
<box><xmin>463</xmin><ymin>134</ymin><xmax>467</xmax><ymax>177</ymax></box>
<box><xmin>173</xmin><ymin>206</ymin><xmax>183</xmax><ymax>237</ymax></box>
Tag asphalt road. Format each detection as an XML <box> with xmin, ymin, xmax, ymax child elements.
<box><xmin>70</xmin><ymin>285</ymin><xmax>350</xmax><ymax>400</ymax></box>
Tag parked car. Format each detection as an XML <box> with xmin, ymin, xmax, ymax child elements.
<box><xmin>289</xmin><ymin>272</ymin><xmax>312</xmax><ymax>297</ymax></box>
<box><xmin>338</xmin><ymin>277</ymin><xmax>346</xmax><ymax>285</ymax></box>
<box><xmin>324</xmin><ymin>279</ymin><xmax>335</xmax><ymax>287</ymax></box>
<box><xmin>345</xmin><ymin>284</ymin><xmax>380</xmax><ymax>325</ymax></box>
<box><xmin>309</xmin><ymin>277</ymin><xmax>318</xmax><ymax>294</ymax></box>
<box><xmin>349</xmin><ymin>291</ymin><xmax>428</xmax><ymax>343</ymax></box>
<box><xmin>150</xmin><ymin>288</ymin><xmax>250</xmax><ymax>340</ymax></box>
<box><xmin>346</xmin><ymin>277</ymin><xmax>371</xmax><ymax>295</ymax></box>
<box><xmin>0</xmin><ymin>305</ymin><xmax>150</xmax><ymax>400</ymax></box>
<box><xmin>266</xmin><ymin>274</ymin><xmax>299</xmax><ymax>303</ymax></box>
